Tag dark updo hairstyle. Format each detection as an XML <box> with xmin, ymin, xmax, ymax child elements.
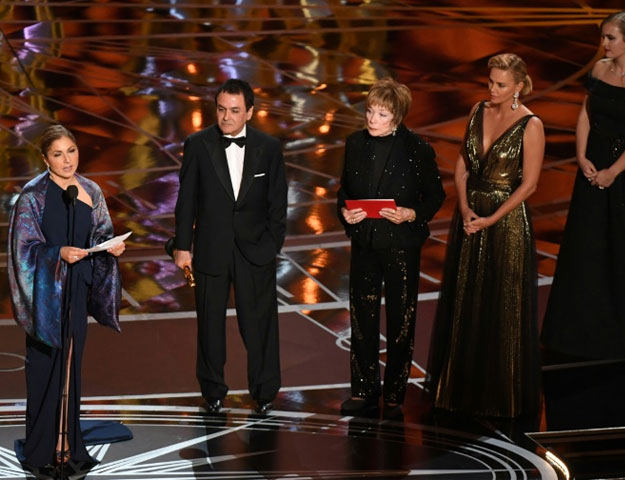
<box><xmin>487</xmin><ymin>53</ymin><xmax>533</xmax><ymax>96</ymax></box>
<box><xmin>40</xmin><ymin>124</ymin><xmax>76</xmax><ymax>157</ymax></box>
<box><xmin>600</xmin><ymin>11</ymin><xmax>625</xmax><ymax>37</ymax></box>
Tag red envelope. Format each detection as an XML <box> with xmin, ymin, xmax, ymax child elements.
<box><xmin>345</xmin><ymin>199</ymin><xmax>397</xmax><ymax>219</ymax></box>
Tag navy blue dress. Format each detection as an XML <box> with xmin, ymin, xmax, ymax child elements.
<box><xmin>22</xmin><ymin>179</ymin><xmax>94</xmax><ymax>467</ymax></box>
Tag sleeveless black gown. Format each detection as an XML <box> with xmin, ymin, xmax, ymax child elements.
<box><xmin>542</xmin><ymin>76</ymin><xmax>625</xmax><ymax>359</ymax></box>
<box><xmin>22</xmin><ymin>179</ymin><xmax>94</xmax><ymax>467</ymax></box>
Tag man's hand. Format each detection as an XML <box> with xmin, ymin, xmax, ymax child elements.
<box><xmin>174</xmin><ymin>249</ymin><xmax>192</xmax><ymax>270</ymax></box>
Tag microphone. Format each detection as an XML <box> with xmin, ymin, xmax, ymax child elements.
<box><xmin>65</xmin><ymin>185</ymin><xmax>78</xmax><ymax>206</ymax></box>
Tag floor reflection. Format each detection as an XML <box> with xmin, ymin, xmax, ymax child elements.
<box><xmin>543</xmin><ymin>355</ymin><xmax>625</xmax><ymax>431</ymax></box>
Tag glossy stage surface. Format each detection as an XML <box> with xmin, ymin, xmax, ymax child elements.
<box><xmin>1</xmin><ymin>1</ymin><xmax>624</xmax><ymax>478</ymax></box>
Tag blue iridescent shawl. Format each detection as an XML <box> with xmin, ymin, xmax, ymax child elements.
<box><xmin>7</xmin><ymin>172</ymin><xmax>122</xmax><ymax>348</ymax></box>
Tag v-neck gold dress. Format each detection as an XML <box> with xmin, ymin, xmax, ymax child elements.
<box><xmin>427</xmin><ymin>101</ymin><xmax>541</xmax><ymax>418</ymax></box>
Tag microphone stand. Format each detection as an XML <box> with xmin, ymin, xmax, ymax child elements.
<box><xmin>58</xmin><ymin>190</ymin><xmax>77</xmax><ymax>479</ymax></box>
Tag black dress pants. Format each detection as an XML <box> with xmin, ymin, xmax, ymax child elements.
<box><xmin>349</xmin><ymin>242</ymin><xmax>421</xmax><ymax>404</ymax></box>
<box><xmin>194</xmin><ymin>246</ymin><xmax>280</xmax><ymax>403</ymax></box>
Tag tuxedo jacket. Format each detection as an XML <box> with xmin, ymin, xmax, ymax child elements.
<box><xmin>175</xmin><ymin>124</ymin><xmax>287</xmax><ymax>275</ymax></box>
<box><xmin>337</xmin><ymin>124</ymin><xmax>445</xmax><ymax>249</ymax></box>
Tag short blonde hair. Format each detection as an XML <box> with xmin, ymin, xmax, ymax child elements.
<box><xmin>365</xmin><ymin>77</ymin><xmax>412</xmax><ymax>126</ymax></box>
<box><xmin>488</xmin><ymin>53</ymin><xmax>533</xmax><ymax>96</ymax></box>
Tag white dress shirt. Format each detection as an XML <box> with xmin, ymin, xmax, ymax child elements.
<box><xmin>224</xmin><ymin>125</ymin><xmax>246</xmax><ymax>200</ymax></box>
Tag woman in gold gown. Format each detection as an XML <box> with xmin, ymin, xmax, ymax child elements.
<box><xmin>426</xmin><ymin>53</ymin><xmax>545</xmax><ymax>418</ymax></box>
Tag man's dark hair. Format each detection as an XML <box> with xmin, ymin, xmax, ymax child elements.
<box><xmin>215</xmin><ymin>79</ymin><xmax>254</xmax><ymax>111</ymax></box>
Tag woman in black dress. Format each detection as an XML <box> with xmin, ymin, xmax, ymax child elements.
<box><xmin>337</xmin><ymin>77</ymin><xmax>445</xmax><ymax>419</ymax></box>
<box><xmin>542</xmin><ymin>12</ymin><xmax>625</xmax><ymax>359</ymax></box>
<box><xmin>7</xmin><ymin>125</ymin><xmax>125</xmax><ymax>468</ymax></box>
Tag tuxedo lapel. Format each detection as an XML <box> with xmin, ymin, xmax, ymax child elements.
<box><xmin>236</xmin><ymin>127</ymin><xmax>262</xmax><ymax>204</ymax></box>
<box><xmin>202</xmin><ymin>129</ymin><xmax>235</xmax><ymax>202</ymax></box>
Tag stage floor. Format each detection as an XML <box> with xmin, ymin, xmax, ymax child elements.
<box><xmin>1</xmin><ymin>1</ymin><xmax>624</xmax><ymax>478</ymax></box>
<box><xmin>0</xmin><ymin>397</ymin><xmax>557</xmax><ymax>479</ymax></box>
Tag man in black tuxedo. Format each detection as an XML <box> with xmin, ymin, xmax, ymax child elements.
<box><xmin>173</xmin><ymin>79</ymin><xmax>287</xmax><ymax>414</ymax></box>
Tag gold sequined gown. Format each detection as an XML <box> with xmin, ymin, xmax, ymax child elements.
<box><xmin>427</xmin><ymin>101</ymin><xmax>540</xmax><ymax>418</ymax></box>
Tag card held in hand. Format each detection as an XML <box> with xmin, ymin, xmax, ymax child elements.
<box><xmin>344</xmin><ymin>199</ymin><xmax>396</xmax><ymax>219</ymax></box>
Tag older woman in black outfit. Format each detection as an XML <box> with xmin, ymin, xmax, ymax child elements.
<box><xmin>337</xmin><ymin>77</ymin><xmax>445</xmax><ymax>418</ymax></box>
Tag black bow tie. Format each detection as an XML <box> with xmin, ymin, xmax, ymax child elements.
<box><xmin>221</xmin><ymin>136</ymin><xmax>246</xmax><ymax>148</ymax></box>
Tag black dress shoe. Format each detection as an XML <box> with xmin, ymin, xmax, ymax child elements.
<box><xmin>340</xmin><ymin>397</ymin><xmax>379</xmax><ymax>416</ymax></box>
<box><xmin>205</xmin><ymin>398</ymin><xmax>223</xmax><ymax>414</ymax></box>
<box><xmin>383</xmin><ymin>402</ymin><xmax>404</xmax><ymax>420</ymax></box>
<box><xmin>255</xmin><ymin>400</ymin><xmax>273</xmax><ymax>414</ymax></box>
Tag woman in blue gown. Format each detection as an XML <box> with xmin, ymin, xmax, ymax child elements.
<box><xmin>7</xmin><ymin>124</ymin><xmax>125</xmax><ymax>468</ymax></box>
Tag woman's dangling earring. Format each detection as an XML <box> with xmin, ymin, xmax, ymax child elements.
<box><xmin>511</xmin><ymin>92</ymin><xmax>519</xmax><ymax>111</ymax></box>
